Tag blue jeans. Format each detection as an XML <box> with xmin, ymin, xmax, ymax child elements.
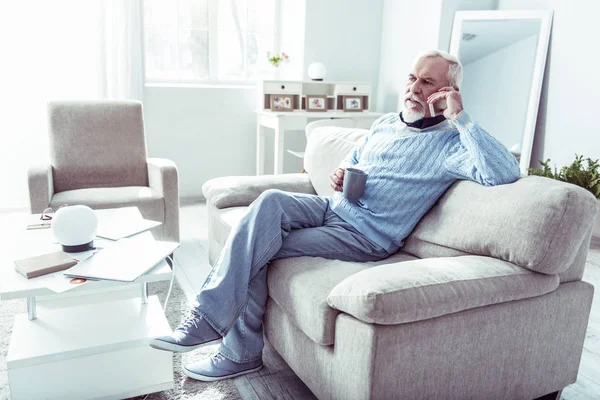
<box><xmin>195</xmin><ymin>189</ymin><xmax>389</xmax><ymax>363</ymax></box>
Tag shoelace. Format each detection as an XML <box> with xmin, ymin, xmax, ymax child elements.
<box><xmin>211</xmin><ymin>353</ymin><xmax>226</xmax><ymax>363</ymax></box>
<box><xmin>181</xmin><ymin>310</ymin><xmax>202</xmax><ymax>332</ymax></box>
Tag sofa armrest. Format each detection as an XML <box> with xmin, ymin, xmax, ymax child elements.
<box><xmin>202</xmin><ymin>173</ymin><xmax>316</xmax><ymax>209</ymax></box>
<box><xmin>327</xmin><ymin>255</ymin><xmax>559</xmax><ymax>325</ymax></box>
<box><xmin>28</xmin><ymin>164</ymin><xmax>54</xmax><ymax>213</ymax></box>
<box><xmin>147</xmin><ymin>157</ymin><xmax>180</xmax><ymax>242</ymax></box>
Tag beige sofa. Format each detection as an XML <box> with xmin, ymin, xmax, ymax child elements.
<box><xmin>202</xmin><ymin>125</ymin><xmax>598</xmax><ymax>400</ymax></box>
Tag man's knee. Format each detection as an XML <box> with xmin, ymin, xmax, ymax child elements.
<box><xmin>256</xmin><ymin>189</ymin><xmax>288</xmax><ymax>206</ymax></box>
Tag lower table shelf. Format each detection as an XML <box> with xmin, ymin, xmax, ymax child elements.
<box><xmin>7</xmin><ymin>295</ymin><xmax>174</xmax><ymax>400</ymax></box>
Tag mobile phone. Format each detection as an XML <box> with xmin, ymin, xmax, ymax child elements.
<box><xmin>435</xmin><ymin>98</ymin><xmax>447</xmax><ymax>112</ymax></box>
<box><xmin>428</xmin><ymin>98</ymin><xmax>447</xmax><ymax>116</ymax></box>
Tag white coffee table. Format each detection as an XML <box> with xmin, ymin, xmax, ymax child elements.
<box><xmin>0</xmin><ymin>212</ymin><xmax>175</xmax><ymax>400</ymax></box>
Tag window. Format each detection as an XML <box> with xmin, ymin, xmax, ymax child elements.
<box><xmin>143</xmin><ymin>0</ymin><xmax>278</xmax><ymax>84</ymax></box>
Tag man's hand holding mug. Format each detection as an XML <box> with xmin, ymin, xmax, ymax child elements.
<box><xmin>330</xmin><ymin>167</ymin><xmax>368</xmax><ymax>201</ymax></box>
<box><xmin>330</xmin><ymin>168</ymin><xmax>345</xmax><ymax>192</ymax></box>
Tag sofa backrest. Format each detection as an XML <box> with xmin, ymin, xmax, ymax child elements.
<box><xmin>304</xmin><ymin>126</ymin><xmax>367</xmax><ymax>196</ymax></box>
<box><xmin>304</xmin><ymin>126</ymin><xmax>599</xmax><ymax>280</ymax></box>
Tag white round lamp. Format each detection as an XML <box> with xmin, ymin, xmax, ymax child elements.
<box><xmin>308</xmin><ymin>62</ymin><xmax>327</xmax><ymax>81</ymax></box>
<box><xmin>52</xmin><ymin>205</ymin><xmax>98</xmax><ymax>252</ymax></box>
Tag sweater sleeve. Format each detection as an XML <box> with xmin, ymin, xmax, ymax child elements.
<box><xmin>444</xmin><ymin>111</ymin><xmax>521</xmax><ymax>186</ymax></box>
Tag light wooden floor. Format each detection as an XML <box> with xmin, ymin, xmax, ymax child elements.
<box><xmin>176</xmin><ymin>201</ymin><xmax>600</xmax><ymax>400</ymax></box>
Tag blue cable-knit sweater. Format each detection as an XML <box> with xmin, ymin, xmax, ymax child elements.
<box><xmin>330</xmin><ymin>111</ymin><xmax>521</xmax><ymax>254</ymax></box>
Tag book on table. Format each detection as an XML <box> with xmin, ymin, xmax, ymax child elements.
<box><xmin>63</xmin><ymin>234</ymin><xmax>179</xmax><ymax>282</ymax></box>
<box><xmin>14</xmin><ymin>251</ymin><xmax>78</xmax><ymax>279</ymax></box>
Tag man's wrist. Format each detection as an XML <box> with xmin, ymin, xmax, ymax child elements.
<box><xmin>449</xmin><ymin>110</ymin><xmax>473</xmax><ymax>128</ymax></box>
<box><xmin>448</xmin><ymin>109</ymin><xmax>465</xmax><ymax>121</ymax></box>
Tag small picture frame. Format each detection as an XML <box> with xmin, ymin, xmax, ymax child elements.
<box><xmin>270</xmin><ymin>95</ymin><xmax>293</xmax><ymax>111</ymax></box>
<box><xmin>306</xmin><ymin>95</ymin><xmax>327</xmax><ymax>112</ymax></box>
<box><xmin>342</xmin><ymin>95</ymin><xmax>364</xmax><ymax>112</ymax></box>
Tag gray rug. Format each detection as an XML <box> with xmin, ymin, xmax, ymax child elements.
<box><xmin>0</xmin><ymin>280</ymin><xmax>242</xmax><ymax>400</ymax></box>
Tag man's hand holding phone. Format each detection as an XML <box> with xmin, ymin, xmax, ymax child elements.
<box><xmin>427</xmin><ymin>86</ymin><xmax>464</xmax><ymax>120</ymax></box>
<box><xmin>330</xmin><ymin>168</ymin><xmax>345</xmax><ymax>191</ymax></box>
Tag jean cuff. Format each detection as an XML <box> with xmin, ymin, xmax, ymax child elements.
<box><xmin>219</xmin><ymin>345</ymin><xmax>263</xmax><ymax>364</ymax></box>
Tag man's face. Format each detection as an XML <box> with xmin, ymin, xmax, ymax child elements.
<box><xmin>403</xmin><ymin>56</ymin><xmax>451</xmax><ymax>122</ymax></box>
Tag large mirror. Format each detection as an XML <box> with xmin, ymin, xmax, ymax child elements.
<box><xmin>450</xmin><ymin>10</ymin><xmax>553</xmax><ymax>173</ymax></box>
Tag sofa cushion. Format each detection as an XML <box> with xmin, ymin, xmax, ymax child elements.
<box><xmin>267</xmin><ymin>252</ymin><xmax>419</xmax><ymax>345</ymax></box>
<box><xmin>304</xmin><ymin>126</ymin><xmax>368</xmax><ymax>196</ymax></box>
<box><xmin>50</xmin><ymin>186</ymin><xmax>165</xmax><ymax>232</ymax></box>
<box><xmin>327</xmin><ymin>255</ymin><xmax>559</xmax><ymax>325</ymax></box>
<box><xmin>404</xmin><ymin>176</ymin><xmax>599</xmax><ymax>275</ymax></box>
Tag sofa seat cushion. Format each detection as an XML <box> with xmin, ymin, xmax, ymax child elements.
<box><xmin>327</xmin><ymin>255</ymin><xmax>559</xmax><ymax>325</ymax></box>
<box><xmin>267</xmin><ymin>252</ymin><xmax>419</xmax><ymax>345</ymax></box>
<box><xmin>50</xmin><ymin>186</ymin><xmax>165</xmax><ymax>225</ymax></box>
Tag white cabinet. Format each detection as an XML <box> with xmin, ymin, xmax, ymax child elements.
<box><xmin>258</xmin><ymin>80</ymin><xmax>372</xmax><ymax>112</ymax></box>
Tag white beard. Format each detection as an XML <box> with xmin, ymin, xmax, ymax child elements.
<box><xmin>402</xmin><ymin>95</ymin><xmax>426</xmax><ymax>122</ymax></box>
<box><xmin>402</xmin><ymin>106</ymin><xmax>425</xmax><ymax>122</ymax></box>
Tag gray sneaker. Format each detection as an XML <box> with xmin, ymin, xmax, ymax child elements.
<box><xmin>150</xmin><ymin>307</ymin><xmax>221</xmax><ymax>352</ymax></box>
<box><xmin>184</xmin><ymin>352</ymin><xmax>263</xmax><ymax>381</ymax></box>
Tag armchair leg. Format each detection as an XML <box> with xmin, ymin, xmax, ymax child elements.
<box><xmin>533</xmin><ymin>390</ymin><xmax>562</xmax><ymax>400</ymax></box>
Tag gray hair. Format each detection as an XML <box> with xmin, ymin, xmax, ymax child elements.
<box><xmin>414</xmin><ymin>50</ymin><xmax>463</xmax><ymax>88</ymax></box>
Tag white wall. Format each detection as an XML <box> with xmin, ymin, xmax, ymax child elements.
<box><xmin>461</xmin><ymin>34</ymin><xmax>538</xmax><ymax>150</ymax></box>
<box><xmin>498</xmin><ymin>0</ymin><xmax>600</xmax><ymax>168</ymax></box>
<box><xmin>143</xmin><ymin>86</ymin><xmax>258</xmax><ymax>198</ymax></box>
<box><xmin>303</xmin><ymin>0</ymin><xmax>383</xmax><ymax>91</ymax></box>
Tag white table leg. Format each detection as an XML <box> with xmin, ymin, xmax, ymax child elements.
<box><xmin>256</xmin><ymin>123</ymin><xmax>265</xmax><ymax>175</ymax></box>
<box><xmin>141</xmin><ymin>282</ymin><xmax>148</xmax><ymax>305</ymax></box>
<box><xmin>274</xmin><ymin>119</ymin><xmax>284</xmax><ymax>175</ymax></box>
<box><xmin>27</xmin><ymin>296</ymin><xmax>37</xmax><ymax>320</ymax></box>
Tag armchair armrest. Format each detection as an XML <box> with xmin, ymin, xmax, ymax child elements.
<box><xmin>28</xmin><ymin>164</ymin><xmax>54</xmax><ymax>213</ymax></box>
<box><xmin>147</xmin><ymin>157</ymin><xmax>179</xmax><ymax>242</ymax></box>
<box><xmin>327</xmin><ymin>255</ymin><xmax>559</xmax><ymax>325</ymax></box>
<box><xmin>202</xmin><ymin>173</ymin><xmax>316</xmax><ymax>209</ymax></box>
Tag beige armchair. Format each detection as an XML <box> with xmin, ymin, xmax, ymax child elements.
<box><xmin>28</xmin><ymin>100</ymin><xmax>179</xmax><ymax>242</ymax></box>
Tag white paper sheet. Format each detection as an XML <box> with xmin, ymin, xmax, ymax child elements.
<box><xmin>94</xmin><ymin>207</ymin><xmax>162</xmax><ymax>240</ymax></box>
<box><xmin>30</xmin><ymin>270</ymin><xmax>91</xmax><ymax>293</ymax></box>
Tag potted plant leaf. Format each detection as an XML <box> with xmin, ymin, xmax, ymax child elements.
<box><xmin>528</xmin><ymin>154</ymin><xmax>600</xmax><ymax>237</ymax></box>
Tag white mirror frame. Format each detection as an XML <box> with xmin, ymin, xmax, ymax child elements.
<box><xmin>449</xmin><ymin>10</ymin><xmax>553</xmax><ymax>174</ymax></box>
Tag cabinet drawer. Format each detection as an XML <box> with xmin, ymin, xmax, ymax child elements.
<box><xmin>335</xmin><ymin>84</ymin><xmax>370</xmax><ymax>94</ymax></box>
<box><xmin>264</xmin><ymin>82</ymin><xmax>302</xmax><ymax>94</ymax></box>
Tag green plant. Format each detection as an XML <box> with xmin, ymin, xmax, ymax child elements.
<box><xmin>528</xmin><ymin>154</ymin><xmax>600</xmax><ymax>199</ymax></box>
<box><xmin>267</xmin><ymin>51</ymin><xmax>289</xmax><ymax>67</ymax></box>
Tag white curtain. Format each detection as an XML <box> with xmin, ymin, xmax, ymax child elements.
<box><xmin>0</xmin><ymin>0</ymin><xmax>144</xmax><ymax>212</ymax></box>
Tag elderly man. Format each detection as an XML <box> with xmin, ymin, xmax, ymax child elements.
<box><xmin>150</xmin><ymin>50</ymin><xmax>521</xmax><ymax>382</ymax></box>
